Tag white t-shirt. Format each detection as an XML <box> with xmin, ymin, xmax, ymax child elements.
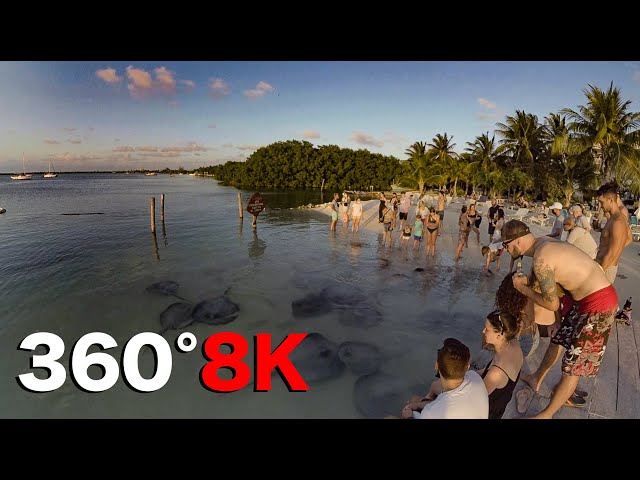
<box><xmin>566</xmin><ymin>226</ymin><xmax>598</xmax><ymax>259</ymax></box>
<box><xmin>414</xmin><ymin>370</ymin><xmax>489</xmax><ymax>419</ymax></box>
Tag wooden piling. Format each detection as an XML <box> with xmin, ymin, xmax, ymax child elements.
<box><xmin>150</xmin><ymin>197</ymin><xmax>156</xmax><ymax>233</ymax></box>
<box><xmin>237</xmin><ymin>192</ymin><xmax>243</xmax><ymax>219</ymax></box>
<box><xmin>160</xmin><ymin>193</ymin><xmax>165</xmax><ymax>222</ymax></box>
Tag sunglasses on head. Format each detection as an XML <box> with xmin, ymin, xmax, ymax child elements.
<box><xmin>489</xmin><ymin>309</ymin><xmax>504</xmax><ymax>333</ymax></box>
<box><xmin>502</xmin><ymin>231</ymin><xmax>527</xmax><ymax>249</ymax></box>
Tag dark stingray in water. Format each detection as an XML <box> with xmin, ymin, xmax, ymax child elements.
<box><xmin>291</xmin><ymin>292</ymin><xmax>333</xmax><ymax>318</ymax></box>
<box><xmin>286</xmin><ymin>333</ymin><xmax>345</xmax><ymax>384</ymax></box>
<box><xmin>337</xmin><ymin>305</ymin><xmax>383</xmax><ymax>328</ymax></box>
<box><xmin>291</xmin><ymin>284</ymin><xmax>368</xmax><ymax>318</ymax></box>
<box><xmin>145</xmin><ymin>280</ymin><xmax>186</xmax><ymax>300</ymax></box>
<box><xmin>338</xmin><ymin>341</ymin><xmax>383</xmax><ymax>376</ymax></box>
<box><xmin>353</xmin><ymin>372</ymin><xmax>425</xmax><ymax>419</ymax></box>
<box><xmin>192</xmin><ymin>295</ymin><xmax>240</xmax><ymax>325</ymax></box>
<box><xmin>159</xmin><ymin>302</ymin><xmax>195</xmax><ymax>334</ymax></box>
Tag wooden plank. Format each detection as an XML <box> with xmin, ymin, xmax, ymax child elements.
<box><xmin>614</xmin><ymin>320</ymin><xmax>640</xmax><ymax>418</ymax></box>
<box><xmin>588</xmin><ymin>319</ymin><xmax>619</xmax><ymax>418</ymax></box>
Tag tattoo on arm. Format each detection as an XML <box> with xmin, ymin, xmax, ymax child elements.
<box><xmin>533</xmin><ymin>257</ymin><xmax>558</xmax><ymax>307</ymax></box>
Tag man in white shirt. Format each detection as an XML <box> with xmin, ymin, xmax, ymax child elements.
<box><xmin>399</xmin><ymin>338</ymin><xmax>489</xmax><ymax>419</ymax></box>
<box><xmin>563</xmin><ymin>215</ymin><xmax>598</xmax><ymax>259</ymax></box>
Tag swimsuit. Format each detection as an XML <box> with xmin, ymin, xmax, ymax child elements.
<box><xmin>481</xmin><ymin>360</ymin><xmax>520</xmax><ymax>419</ymax></box>
<box><xmin>551</xmin><ymin>285</ymin><xmax>618</xmax><ymax>377</ymax></box>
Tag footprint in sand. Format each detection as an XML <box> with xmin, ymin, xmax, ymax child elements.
<box><xmin>616</xmin><ymin>274</ymin><xmax>627</xmax><ymax>279</ymax></box>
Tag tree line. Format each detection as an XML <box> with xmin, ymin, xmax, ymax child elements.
<box><xmin>201</xmin><ymin>82</ymin><xmax>640</xmax><ymax>206</ymax></box>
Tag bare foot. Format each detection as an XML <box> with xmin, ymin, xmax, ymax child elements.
<box><xmin>516</xmin><ymin>386</ymin><xmax>534</xmax><ymax>414</ymax></box>
<box><xmin>520</xmin><ymin>372</ymin><xmax>542</xmax><ymax>393</ymax></box>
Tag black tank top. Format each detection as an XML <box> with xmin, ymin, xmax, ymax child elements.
<box><xmin>481</xmin><ymin>360</ymin><xmax>520</xmax><ymax>419</ymax></box>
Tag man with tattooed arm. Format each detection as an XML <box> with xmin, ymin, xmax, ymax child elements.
<box><xmin>501</xmin><ymin>220</ymin><xmax>618</xmax><ymax>419</ymax></box>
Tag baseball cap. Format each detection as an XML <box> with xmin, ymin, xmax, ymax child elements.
<box><xmin>550</xmin><ymin>202</ymin><xmax>563</xmax><ymax>210</ymax></box>
<box><xmin>501</xmin><ymin>219</ymin><xmax>531</xmax><ymax>243</ymax></box>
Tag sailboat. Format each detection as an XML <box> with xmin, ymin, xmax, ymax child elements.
<box><xmin>44</xmin><ymin>159</ymin><xmax>58</xmax><ymax>178</ymax></box>
<box><xmin>10</xmin><ymin>153</ymin><xmax>32</xmax><ymax>180</ymax></box>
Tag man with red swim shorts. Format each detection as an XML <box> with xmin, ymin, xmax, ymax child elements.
<box><xmin>501</xmin><ymin>220</ymin><xmax>617</xmax><ymax>419</ymax></box>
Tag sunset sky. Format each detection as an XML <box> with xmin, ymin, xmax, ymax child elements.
<box><xmin>1</xmin><ymin>61</ymin><xmax>639</xmax><ymax>173</ymax></box>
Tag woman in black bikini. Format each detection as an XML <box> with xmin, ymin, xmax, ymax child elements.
<box><xmin>424</xmin><ymin>207</ymin><xmax>440</xmax><ymax>257</ymax></box>
<box><xmin>465</xmin><ymin>203</ymin><xmax>481</xmax><ymax>247</ymax></box>
<box><xmin>478</xmin><ymin>309</ymin><xmax>523</xmax><ymax>419</ymax></box>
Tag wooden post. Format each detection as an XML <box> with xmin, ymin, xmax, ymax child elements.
<box><xmin>150</xmin><ymin>197</ymin><xmax>156</xmax><ymax>233</ymax></box>
<box><xmin>321</xmin><ymin>178</ymin><xmax>325</xmax><ymax>192</ymax></box>
<box><xmin>237</xmin><ymin>192</ymin><xmax>243</xmax><ymax>219</ymax></box>
<box><xmin>160</xmin><ymin>193</ymin><xmax>165</xmax><ymax>222</ymax></box>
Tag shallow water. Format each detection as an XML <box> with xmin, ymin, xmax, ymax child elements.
<box><xmin>0</xmin><ymin>174</ymin><xmax>508</xmax><ymax>418</ymax></box>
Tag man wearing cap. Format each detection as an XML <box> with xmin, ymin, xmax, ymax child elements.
<box><xmin>563</xmin><ymin>215</ymin><xmax>597</xmax><ymax>260</ymax></box>
<box><xmin>501</xmin><ymin>219</ymin><xmax>618</xmax><ymax>419</ymax></box>
<box><xmin>398</xmin><ymin>338</ymin><xmax>489</xmax><ymax>419</ymax></box>
<box><xmin>547</xmin><ymin>202</ymin><xmax>564</xmax><ymax>239</ymax></box>
<box><xmin>596</xmin><ymin>181</ymin><xmax>632</xmax><ymax>284</ymax></box>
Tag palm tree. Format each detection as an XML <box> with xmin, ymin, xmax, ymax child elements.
<box><xmin>400</xmin><ymin>141</ymin><xmax>430</xmax><ymax>192</ymax></box>
<box><xmin>561</xmin><ymin>82</ymin><xmax>640</xmax><ymax>191</ymax></box>
<box><xmin>464</xmin><ymin>132</ymin><xmax>502</xmax><ymax>195</ymax></box>
<box><xmin>427</xmin><ymin>133</ymin><xmax>459</xmax><ymax>192</ymax></box>
<box><xmin>495</xmin><ymin>110</ymin><xmax>546</xmax><ymax>171</ymax></box>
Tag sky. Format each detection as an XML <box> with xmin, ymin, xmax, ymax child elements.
<box><xmin>1</xmin><ymin>61</ymin><xmax>640</xmax><ymax>173</ymax></box>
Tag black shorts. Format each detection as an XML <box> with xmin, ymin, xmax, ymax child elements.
<box><xmin>399</xmin><ymin>212</ymin><xmax>408</xmax><ymax>220</ymax></box>
<box><xmin>488</xmin><ymin>224</ymin><xmax>495</xmax><ymax>235</ymax></box>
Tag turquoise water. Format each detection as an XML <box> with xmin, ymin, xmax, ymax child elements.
<box><xmin>0</xmin><ymin>174</ymin><xmax>503</xmax><ymax>418</ymax></box>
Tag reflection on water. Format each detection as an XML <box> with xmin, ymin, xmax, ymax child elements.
<box><xmin>0</xmin><ymin>175</ymin><xmax>508</xmax><ymax>418</ymax></box>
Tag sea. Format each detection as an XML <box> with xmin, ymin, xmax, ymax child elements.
<box><xmin>0</xmin><ymin>173</ymin><xmax>506</xmax><ymax>418</ymax></box>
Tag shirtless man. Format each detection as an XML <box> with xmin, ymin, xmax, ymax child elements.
<box><xmin>436</xmin><ymin>191</ymin><xmax>446</xmax><ymax>236</ymax></box>
<box><xmin>595</xmin><ymin>182</ymin><xmax>632</xmax><ymax>284</ymax></box>
<box><xmin>501</xmin><ymin>219</ymin><xmax>618</xmax><ymax>419</ymax></box>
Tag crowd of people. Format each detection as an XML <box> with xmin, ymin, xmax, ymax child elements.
<box><xmin>369</xmin><ymin>181</ymin><xmax>634</xmax><ymax>419</ymax></box>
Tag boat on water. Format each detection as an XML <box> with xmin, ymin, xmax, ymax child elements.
<box><xmin>44</xmin><ymin>159</ymin><xmax>58</xmax><ymax>178</ymax></box>
<box><xmin>11</xmin><ymin>153</ymin><xmax>32</xmax><ymax>180</ymax></box>
<box><xmin>145</xmin><ymin>171</ymin><xmax>158</xmax><ymax>176</ymax></box>
<box><xmin>0</xmin><ymin>207</ymin><xmax>6</xmax><ymax>214</ymax></box>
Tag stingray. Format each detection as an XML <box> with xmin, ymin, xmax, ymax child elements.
<box><xmin>353</xmin><ymin>372</ymin><xmax>426</xmax><ymax>419</ymax></box>
<box><xmin>285</xmin><ymin>332</ymin><xmax>345</xmax><ymax>385</ymax></box>
<box><xmin>291</xmin><ymin>284</ymin><xmax>367</xmax><ymax>318</ymax></box>
<box><xmin>145</xmin><ymin>280</ymin><xmax>187</xmax><ymax>300</ymax></box>
<box><xmin>337</xmin><ymin>305</ymin><xmax>383</xmax><ymax>328</ymax></box>
<box><xmin>159</xmin><ymin>302</ymin><xmax>195</xmax><ymax>334</ymax></box>
<box><xmin>338</xmin><ymin>341</ymin><xmax>383</xmax><ymax>376</ymax></box>
<box><xmin>192</xmin><ymin>295</ymin><xmax>240</xmax><ymax>325</ymax></box>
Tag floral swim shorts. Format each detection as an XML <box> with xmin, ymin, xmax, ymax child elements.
<box><xmin>551</xmin><ymin>285</ymin><xmax>618</xmax><ymax>377</ymax></box>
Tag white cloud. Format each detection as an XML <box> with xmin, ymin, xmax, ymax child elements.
<box><xmin>181</xmin><ymin>79</ymin><xmax>196</xmax><ymax>89</ymax></box>
<box><xmin>244</xmin><ymin>80</ymin><xmax>274</xmax><ymax>99</ymax></box>
<box><xmin>209</xmin><ymin>78</ymin><xmax>231</xmax><ymax>98</ymax></box>
<box><xmin>477</xmin><ymin>97</ymin><xmax>497</xmax><ymax>109</ymax></box>
<box><xmin>302</xmin><ymin>130</ymin><xmax>321</xmax><ymax>139</ymax></box>
<box><xmin>96</xmin><ymin>68</ymin><xmax>121</xmax><ymax>84</ymax></box>
<box><xmin>349</xmin><ymin>131</ymin><xmax>383</xmax><ymax>148</ymax></box>
<box><xmin>43</xmin><ymin>138</ymin><xmax>60</xmax><ymax>144</ymax></box>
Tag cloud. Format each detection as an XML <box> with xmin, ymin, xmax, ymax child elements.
<box><xmin>49</xmin><ymin>152</ymin><xmax>103</xmax><ymax>162</ymax></box>
<box><xmin>476</xmin><ymin>111</ymin><xmax>500</xmax><ymax>122</ymax></box>
<box><xmin>382</xmin><ymin>132</ymin><xmax>407</xmax><ymax>146</ymax></box>
<box><xmin>209</xmin><ymin>78</ymin><xmax>230</xmax><ymax>98</ymax></box>
<box><xmin>63</xmin><ymin>127</ymin><xmax>77</xmax><ymax>132</ymax></box>
<box><xmin>180</xmin><ymin>79</ymin><xmax>195</xmax><ymax>89</ymax></box>
<box><xmin>114</xmin><ymin>138</ymin><xmax>120</xmax><ymax>143</ymax></box>
<box><xmin>68</xmin><ymin>138</ymin><xmax>82</xmax><ymax>144</ymax></box>
<box><xmin>302</xmin><ymin>130</ymin><xmax>321</xmax><ymax>139</ymax></box>
<box><xmin>477</xmin><ymin>97</ymin><xmax>497</xmax><ymax>109</ymax></box>
<box><xmin>243</xmin><ymin>80</ymin><xmax>274</xmax><ymax>99</ymax></box>
<box><xmin>154</xmin><ymin>66</ymin><xmax>176</xmax><ymax>94</ymax></box>
<box><xmin>44</xmin><ymin>138</ymin><xmax>60</xmax><ymax>144</ymax></box>
<box><xmin>222</xmin><ymin>143</ymin><xmax>233</xmax><ymax>148</ymax></box>
<box><xmin>88</xmin><ymin>127</ymin><xmax>95</xmax><ymax>132</ymax></box>
<box><xmin>126</xmin><ymin>65</ymin><xmax>153</xmax><ymax>99</ymax></box>
<box><xmin>96</xmin><ymin>68</ymin><xmax>122</xmax><ymax>84</ymax></box>
<box><xmin>236</xmin><ymin>144</ymin><xmax>262</xmax><ymax>151</ymax></box>
<box><xmin>112</xmin><ymin>143</ymin><xmax>208</xmax><ymax>154</ymax></box>
<box><xmin>208</xmin><ymin>124</ymin><xmax>217</xmax><ymax>128</ymax></box>
<box><xmin>349</xmin><ymin>131</ymin><xmax>383</xmax><ymax>148</ymax></box>
<box><xmin>138</xmin><ymin>152</ymin><xmax>181</xmax><ymax>157</ymax></box>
